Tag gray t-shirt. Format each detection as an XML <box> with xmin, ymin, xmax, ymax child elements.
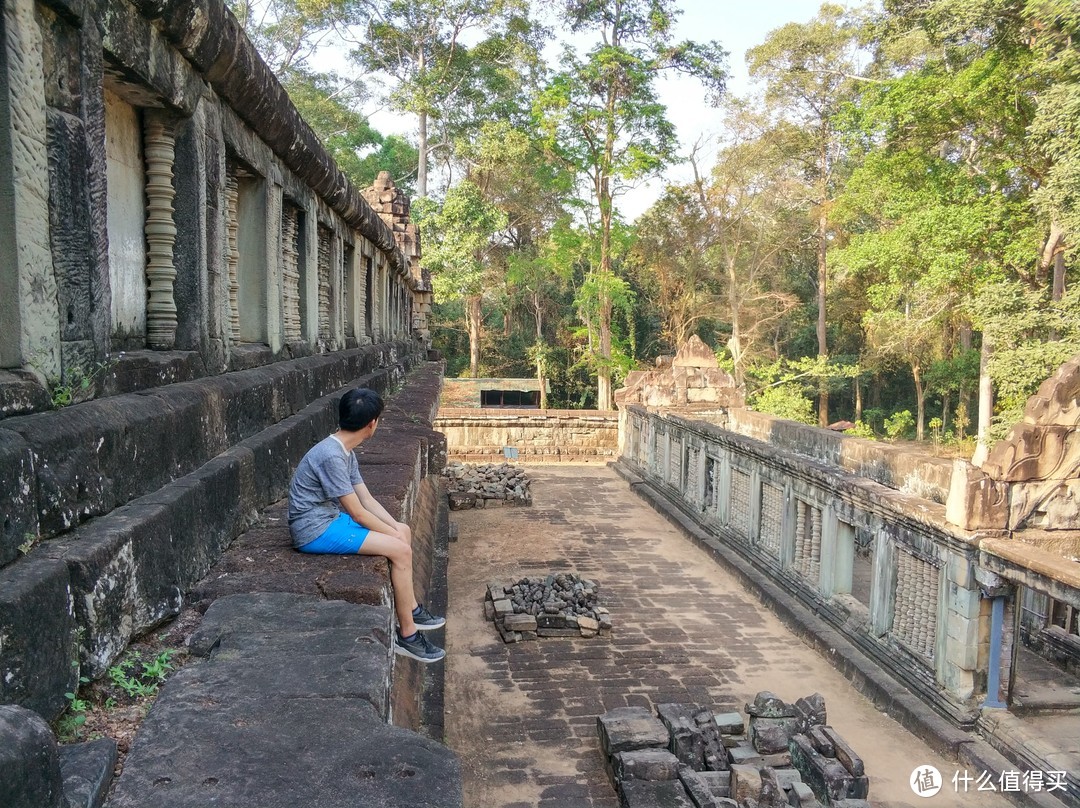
<box><xmin>288</xmin><ymin>435</ymin><xmax>364</xmax><ymax>547</ymax></box>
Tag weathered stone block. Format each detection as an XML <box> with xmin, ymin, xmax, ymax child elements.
<box><xmin>789</xmin><ymin>734</ymin><xmax>853</xmax><ymax>805</ymax></box>
<box><xmin>788</xmin><ymin>782</ymin><xmax>818</xmax><ymax>807</ymax></box>
<box><xmin>728</xmin><ymin>744</ymin><xmax>763</xmax><ymax>766</ymax></box>
<box><xmin>792</xmin><ymin>694</ymin><xmax>826</xmax><ymax>733</ymax></box>
<box><xmin>0</xmin><ymin>429</ymin><xmax>39</xmax><ymax>566</ymax></box>
<box><xmin>614</xmin><ymin>748</ymin><xmax>680</xmax><ymax>781</ymax></box>
<box><xmin>808</xmin><ymin>726</ymin><xmax>834</xmax><ymax>757</ymax></box>
<box><xmin>598</xmin><ymin>708</ymin><xmax>671</xmax><ymax>757</ymax></box>
<box><xmin>712</xmin><ymin>712</ymin><xmax>744</xmax><ymax>735</ymax></box>
<box><xmin>503</xmin><ymin>613</ymin><xmax>536</xmax><ymax>632</ymax></box>
<box><xmin>0</xmin><ymin>558</ymin><xmax>77</xmax><ymax>719</ymax></box>
<box><xmin>746</xmin><ymin>691</ymin><xmax>795</xmax><ymax>718</ymax></box>
<box><xmin>821</xmin><ymin>728</ymin><xmax>863</xmax><ymax>777</ymax></box>
<box><xmin>60</xmin><ymin>737</ymin><xmax>118</xmax><ymax>808</ymax></box>
<box><xmin>658</xmin><ymin>703</ymin><xmax>705</xmax><ymax>769</ymax></box>
<box><xmin>729</xmin><ymin>764</ymin><xmax>762</xmax><ymax>803</ymax></box>
<box><xmin>0</xmin><ymin>705</ymin><xmax>68</xmax><ymax>808</ymax></box>
<box><xmin>619</xmin><ymin>779</ymin><xmax>695</xmax><ymax>808</ymax></box>
<box><xmin>750</xmin><ymin>717</ymin><xmax>800</xmax><ymax>755</ymax></box>
<box><xmin>536</xmin><ymin>613</ymin><xmax>567</xmax><ymax>628</ymax></box>
<box><xmin>492</xmin><ymin>598</ymin><xmax>513</xmax><ymax>617</ymax></box>
<box><xmin>537</xmin><ymin>627</ymin><xmax>580</xmax><ymax>637</ymax></box>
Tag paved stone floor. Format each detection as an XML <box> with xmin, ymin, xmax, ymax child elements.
<box><xmin>444</xmin><ymin>466</ymin><xmax>1012</xmax><ymax>808</ymax></box>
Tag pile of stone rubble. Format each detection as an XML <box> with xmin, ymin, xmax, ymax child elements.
<box><xmin>485</xmin><ymin>574</ymin><xmax>612</xmax><ymax>642</ymax></box>
<box><xmin>442</xmin><ymin>461</ymin><xmax>532</xmax><ymax>509</ymax></box>
<box><xmin>597</xmin><ymin>693</ymin><xmax>871</xmax><ymax>807</ymax></box>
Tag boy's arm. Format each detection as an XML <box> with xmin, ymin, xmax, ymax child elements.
<box><xmin>354</xmin><ymin>483</ymin><xmax>402</xmax><ymax>528</ymax></box>
<box><xmin>339</xmin><ymin>491</ymin><xmax>398</xmax><ymax>536</ymax></box>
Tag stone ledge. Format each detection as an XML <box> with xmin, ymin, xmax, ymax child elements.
<box><xmin>0</xmin><ymin>342</ymin><xmax>416</xmax><ymax>565</ymax></box>
<box><xmin>108</xmin><ymin>593</ymin><xmax>462</xmax><ymax>808</ymax></box>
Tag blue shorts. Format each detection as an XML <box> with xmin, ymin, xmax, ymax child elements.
<box><xmin>297</xmin><ymin>513</ymin><xmax>370</xmax><ymax>554</ymax></box>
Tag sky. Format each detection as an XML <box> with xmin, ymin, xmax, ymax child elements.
<box><xmin>348</xmin><ymin>0</ymin><xmax>831</xmax><ymax>218</ymax></box>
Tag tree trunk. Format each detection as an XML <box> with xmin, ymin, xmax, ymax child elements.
<box><xmin>467</xmin><ymin>294</ymin><xmax>482</xmax><ymax>378</ymax></box>
<box><xmin>816</xmin><ymin>195</ymin><xmax>829</xmax><ymax>427</ymax></box>
<box><xmin>854</xmin><ymin>376</ymin><xmax>862</xmax><ymax>422</ymax></box>
<box><xmin>958</xmin><ymin>322</ymin><xmax>972</xmax><ymax>439</ymax></box>
<box><xmin>973</xmin><ymin>338</ymin><xmax>994</xmax><ymax>466</ymax></box>
<box><xmin>535</xmin><ymin>299</ymin><xmax>547</xmax><ymax>410</ymax></box>
<box><xmin>913</xmin><ymin>361</ymin><xmax>925</xmax><ymax>441</ymax></box>
<box><xmin>597</xmin><ymin>178</ymin><xmax>614</xmax><ymax>411</ymax></box>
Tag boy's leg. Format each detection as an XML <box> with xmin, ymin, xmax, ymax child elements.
<box><xmin>357</xmin><ymin>531</ymin><xmax>421</xmax><ymax>635</ymax></box>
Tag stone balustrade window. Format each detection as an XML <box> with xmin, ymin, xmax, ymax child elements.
<box><xmin>317</xmin><ymin>224</ymin><xmax>332</xmax><ymax>343</ymax></box>
<box><xmin>793</xmin><ymin>500</ymin><xmax>822</xmax><ymax>584</ymax></box>
<box><xmin>759</xmin><ymin>484</ymin><xmax>783</xmax><ymax>557</ymax></box>
<box><xmin>343</xmin><ymin>243</ymin><xmax>355</xmax><ymax>340</ymax></box>
<box><xmin>281</xmin><ymin>201</ymin><xmax>304</xmax><ymax>342</ymax></box>
<box><xmin>892</xmin><ymin>548</ymin><xmax>940</xmax><ymax>660</ymax></box>
<box><xmin>730</xmin><ymin>469</ymin><xmax>752</xmax><ymax>536</ymax></box>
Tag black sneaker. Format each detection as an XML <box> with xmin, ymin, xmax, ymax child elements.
<box><xmin>411</xmin><ymin>604</ymin><xmax>446</xmax><ymax>631</ymax></box>
<box><xmin>395</xmin><ymin>631</ymin><xmax>446</xmax><ymax>663</ymax></box>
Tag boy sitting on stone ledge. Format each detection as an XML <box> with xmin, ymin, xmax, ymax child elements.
<box><xmin>288</xmin><ymin>387</ymin><xmax>446</xmax><ymax>663</ymax></box>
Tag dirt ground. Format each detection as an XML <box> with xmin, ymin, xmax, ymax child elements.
<box><xmin>444</xmin><ymin>465</ymin><xmax>1012</xmax><ymax>808</ymax></box>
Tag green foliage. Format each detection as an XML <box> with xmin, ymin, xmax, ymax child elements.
<box><xmin>108</xmin><ymin>650</ymin><xmax>176</xmax><ymax>700</ymax></box>
<box><xmin>57</xmin><ymin>673</ymin><xmax>91</xmax><ymax>742</ymax></box>
<box><xmin>845</xmin><ymin>421</ymin><xmax>877</xmax><ymax>440</ymax></box>
<box><xmin>884</xmin><ymin>410</ymin><xmax>915</xmax><ymax>440</ymax></box>
<box><xmin>751</xmin><ymin>385</ymin><xmax>816</xmax><ymax>425</ymax></box>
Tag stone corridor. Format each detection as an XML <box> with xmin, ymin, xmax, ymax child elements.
<box><xmin>444</xmin><ymin>466</ymin><xmax>1013</xmax><ymax>808</ymax></box>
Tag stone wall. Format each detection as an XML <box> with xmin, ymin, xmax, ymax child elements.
<box><xmin>0</xmin><ymin>346</ymin><xmax>428</xmax><ymax>720</ymax></box>
<box><xmin>617</xmin><ymin>404</ymin><xmax>999</xmax><ymax>727</ymax></box>
<box><xmin>434</xmin><ymin>408</ymin><xmax>619</xmax><ymax>462</ymax></box>
<box><xmin>0</xmin><ymin>0</ymin><xmax>426</xmax><ymax>419</ymax></box>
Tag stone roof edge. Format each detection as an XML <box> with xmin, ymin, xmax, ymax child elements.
<box><xmin>132</xmin><ymin>0</ymin><xmax>411</xmax><ymax>279</ymax></box>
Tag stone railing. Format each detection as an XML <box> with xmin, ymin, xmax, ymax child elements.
<box><xmin>434</xmin><ymin>408</ymin><xmax>618</xmax><ymax>462</ymax></box>
<box><xmin>617</xmin><ymin>405</ymin><xmax>996</xmax><ymax>727</ymax></box>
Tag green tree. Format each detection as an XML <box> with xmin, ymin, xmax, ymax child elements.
<box><xmin>536</xmin><ymin>0</ymin><xmax>726</xmax><ymax>410</ymax></box>
<box><xmin>748</xmin><ymin>3</ymin><xmax>863</xmax><ymax>426</ymax></box>
<box><xmin>417</xmin><ymin>181</ymin><xmax>507</xmax><ymax>376</ymax></box>
<box><xmin>344</xmin><ymin>0</ymin><xmax>544</xmax><ymax>198</ymax></box>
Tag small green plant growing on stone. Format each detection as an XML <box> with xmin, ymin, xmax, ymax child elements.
<box><xmin>39</xmin><ymin>355</ymin><xmax>120</xmax><ymax>409</ymax></box>
<box><xmin>57</xmin><ymin>674</ymin><xmax>91</xmax><ymax>742</ymax></box>
<box><xmin>18</xmin><ymin>532</ymin><xmax>38</xmax><ymax>555</ymax></box>
<box><xmin>844</xmin><ymin>421</ymin><xmax>877</xmax><ymax>440</ymax></box>
<box><xmin>108</xmin><ymin>648</ymin><xmax>176</xmax><ymax>699</ymax></box>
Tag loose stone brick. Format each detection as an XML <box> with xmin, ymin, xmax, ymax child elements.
<box><xmin>614</xmin><ymin>748</ymin><xmax>681</xmax><ymax>781</ymax></box>
<box><xmin>746</xmin><ymin>691</ymin><xmax>795</xmax><ymax>719</ymax></box>
<box><xmin>789</xmin><ymin>734</ymin><xmax>853</xmax><ymax>805</ymax></box>
<box><xmin>749</xmin><ymin>717</ymin><xmax>800</xmax><ymax>755</ymax></box>
<box><xmin>808</xmin><ymin>726</ymin><xmax>834</xmax><ymax>757</ymax></box>
<box><xmin>658</xmin><ymin>703</ymin><xmax>706</xmax><ymax>770</ymax></box>
<box><xmin>789</xmin><ymin>781</ymin><xmax>818</xmax><ymax>807</ymax></box>
<box><xmin>598</xmin><ymin>708</ymin><xmax>671</xmax><ymax>757</ymax></box>
<box><xmin>821</xmin><ymin>727</ymin><xmax>864</xmax><ymax>777</ymax></box>
<box><xmin>712</xmin><ymin>712</ymin><xmax>744</xmax><ymax>735</ymax></box>
<box><xmin>793</xmin><ymin>694</ymin><xmax>826</xmax><ymax>733</ymax></box>
<box><xmin>502</xmin><ymin>613</ymin><xmax>536</xmax><ymax>632</ymax></box>
<box><xmin>619</xmin><ymin>779</ymin><xmax>696</xmax><ymax>808</ymax></box>
<box><xmin>492</xmin><ymin>598</ymin><xmax>513</xmax><ymax>617</ymax></box>
<box><xmin>729</xmin><ymin>764</ymin><xmax>762</xmax><ymax>804</ymax></box>
<box><xmin>728</xmin><ymin>744</ymin><xmax>764</xmax><ymax>766</ymax></box>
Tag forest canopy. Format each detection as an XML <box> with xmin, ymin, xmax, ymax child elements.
<box><xmin>236</xmin><ymin>0</ymin><xmax>1079</xmax><ymax>454</ymax></box>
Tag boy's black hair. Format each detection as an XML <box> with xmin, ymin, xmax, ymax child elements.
<box><xmin>339</xmin><ymin>388</ymin><xmax>384</xmax><ymax>431</ymax></box>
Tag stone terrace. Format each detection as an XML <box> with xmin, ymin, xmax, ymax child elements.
<box><xmin>445</xmin><ymin>466</ymin><xmax>1018</xmax><ymax>808</ymax></box>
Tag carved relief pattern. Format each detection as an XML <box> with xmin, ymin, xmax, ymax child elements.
<box><xmin>731</xmin><ymin>469</ymin><xmax>751</xmax><ymax>537</ymax></box>
<box><xmin>224</xmin><ymin>170</ymin><xmax>240</xmax><ymax>342</ymax></box>
<box><xmin>759</xmin><ymin>484</ymin><xmax>783</xmax><ymax>557</ymax></box>
<box><xmin>281</xmin><ymin>204</ymin><xmax>302</xmax><ymax>341</ymax></box>
<box><xmin>893</xmin><ymin>549</ymin><xmax>939</xmax><ymax>660</ymax></box>
<box><xmin>317</xmin><ymin>225</ymin><xmax>332</xmax><ymax>340</ymax></box>
<box><xmin>793</xmin><ymin>501</ymin><xmax>822</xmax><ymax>583</ymax></box>
<box><xmin>144</xmin><ymin>116</ymin><xmax>177</xmax><ymax>349</ymax></box>
<box><xmin>669</xmin><ymin>438</ymin><xmax>682</xmax><ymax>487</ymax></box>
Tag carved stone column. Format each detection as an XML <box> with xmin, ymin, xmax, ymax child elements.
<box><xmin>143</xmin><ymin>113</ymin><xmax>178</xmax><ymax>349</ymax></box>
<box><xmin>224</xmin><ymin>170</ymin><xmax>240</xmax><ymax>341</ymax></box>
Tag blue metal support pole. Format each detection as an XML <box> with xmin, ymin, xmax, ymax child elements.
<box><xmin>983</xmin><ymin>596</ymin><xmax>1007</xmax><ymax>709</ymax></box>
